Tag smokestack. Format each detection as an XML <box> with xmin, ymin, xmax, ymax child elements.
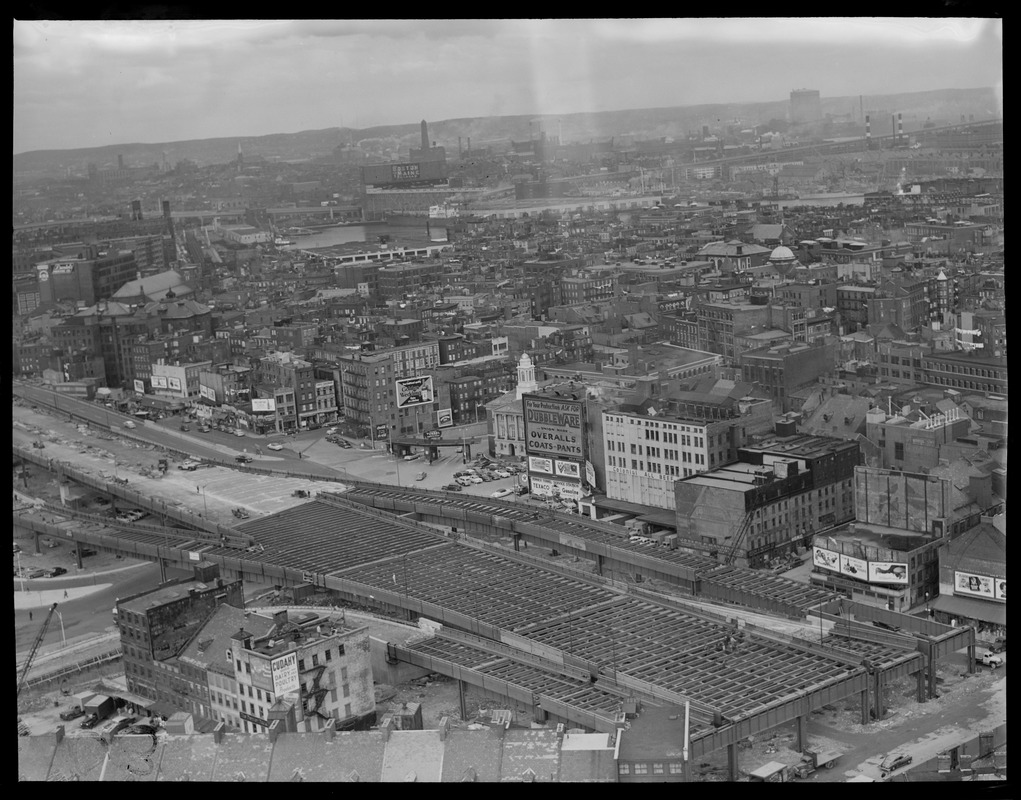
<box><xmin>866</xmin><ymin>115</ymin><xmax>871</xmax><ymax>141</ymax></box>
<box><xmin>420</xmin><ymin>120</ymin><xmax>429</xmax><ymax>151</ymax></box>
<box><xmin>892</xmin><ymin>115</ymin><xmax>896</xmax><ymax>140</ymax></box>
<box><xmin>898</xmin><ymin>113</ymin><xmax>903</xmax><ymax>141</ymax></box>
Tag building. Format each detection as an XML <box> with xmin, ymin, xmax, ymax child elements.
<box><xmin>920</xmin><ymin>351</ymin><xmax>1007</xmax><ymax>396</ymax></box>
<box><xmin>35</xmin><ymin>248</ymin><xmax>139</xmax><ymax>307</ymax></box>
<box><xmin>258</xmin><ymin>351</ymin><xmax>322</xmax><ymax>430</ymax></box>
<box><xmin>673</xmin><ymin>434</ymin><xmax>860</xmax><ymax>567</ymax></box>
<box><xmin>865</xmin><ymin>404</ymin><xmax>971</xmax><ymax>472</ymax></box>
<box><xmin>790</xmin><ymin>89</ymin><xmax>822</xmax><ymax>125</ymax></box>
<box><xmin>739</xmin><ymin>340</ymin><xmax>836</xmax><ymax>413</ymax></box>
<box><xmin>931</xmin><ymin>519</ymin><xmax>1005</xmax><ymax>640</ymax></box>
<box><xmin>151</xmin><ymin>360</ymin><xmax>213</xmax><ymax>402</ymax></box>
<box><xmin>116</xmin><ymin>563</ymin><xmax>245</xmax><ymax>709</ymax></box>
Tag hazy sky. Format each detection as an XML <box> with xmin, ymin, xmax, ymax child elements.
<box><xmin>13</xmin><ymin>18</ymin><xmax>1002</xmax><ymax>153</ymax></box>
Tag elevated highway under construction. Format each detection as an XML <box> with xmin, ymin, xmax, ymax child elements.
<box><xmin>14</xmin><ymin>441</ymin><xmax>978</xmax><ymax>778</ymax></box>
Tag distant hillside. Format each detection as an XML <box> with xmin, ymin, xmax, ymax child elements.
<box><xmin>13</xmin><ymin>86</ymin><xmax>999</xmax><ymax>173</ymax></box>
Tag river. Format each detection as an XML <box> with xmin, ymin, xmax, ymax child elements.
<box><xmin>282</xmin><ymin>221</ymin><xmax>448</xmax><ymax>251</ymax></box>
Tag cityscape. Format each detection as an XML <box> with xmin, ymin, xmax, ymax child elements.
<box><xmin>14</xmin><ymin>18</ymin><xmax>1004</xmax><ymax>784</ymax></box>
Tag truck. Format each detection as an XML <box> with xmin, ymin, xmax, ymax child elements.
<box><xmin>81</xmin><ymin>693</ymin><xmax>116</xmax><ymax>727</ymax></box>
<box><xmin>748</xmin><ymin>761</ymin><xmax>792</xmax><ymax>782</ymax></box>
<box><xmin>793</xmin><ymin>749</ymin><xmax>842</xmax><ymax>778</ymax></box>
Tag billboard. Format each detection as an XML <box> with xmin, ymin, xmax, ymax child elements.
<box><xmin>995</xmin><ymin>579</ymin><xmax>1006</xmax><ymax>601</ymax></box>
<box><xmin>554</xmin><ymin>460</ymin><xmax>580</xmax><ymax>479</ymax></box>
<box><xmin>151</xmin><ymin>375</ymin><xmax>168</xmax><ymax>389</ymax></box>
<box><xmin>271</xmin><ymin>651</ymin><xmax>300</xmax><ymax>695</ymax></box>
<box><xmin>395</xmin><ymin>376</ymin><xmax>434</xmax><ymax>408</ymax></box>
<box><xmin>167</xmin><ymin>376</ymin><xmax>182</xmax><ymax>392</ymax></box>
<box><xmin>375</xmin><ymin>423</ymin><xmax>390</xmax><ymax>440</ymax></box>
<box><xmin>252</xmin><ymin>398</ymin><xmax>276</xmax><ymax>412</ymax></box>
<box><xmin>839</xmin><ymin>554</ymin><xmax>868</xmax><ymax>580</ymax></box>
<box><xmin>133</xmin><ymin>379</ymin><xmax>145</xmax><ymax>394</ymax></box>
<box><xmin>954</xmin><ymin>571</ymin><xmax>995</xmax><ymax>599</ymax></box>
<box><xmin>437</xmin><ymin>409</ymin><xmax>453</xmax><ymax>428</ymax></box>
<box><xmin>523</xmin><ymin>395</ymin><xmax>584</xmax><ymax>458</ymax></box>
<box><xmin>392</xmin><ymin>163</ymin><xmax>421</xmax><ymax>181</ymax></box>
<box><xmin>867</xmin><ymin>561</ymin><xmax>909</xmax><ymax>584</ymax></box>
<box><xmin>812</xmin><ymin>546</ymin><xmax>839</xmax><ymax>572</ymax></box>
<box><xmin>530</xmin><ymin>476</ymin><xmax>584</xmax><ymax>502</ymax></box>
<box><xmin>199</xmin><ymin>385</ymin><xmax>216</xmax><ymax>402</ymax></box>
<box><xmin>528</xmin><ymin>456</ymin><xmax>553</xmax><ymax>474</ymax></box>
<box><xmin>585</xmin><ymin>461</ymin><xmax>596</xmax><ymax>487</ymax></box>
<box><xmin>425</xmin><ymin>429</ymin><xmax>442</xmax><ymax>440</ymax></box>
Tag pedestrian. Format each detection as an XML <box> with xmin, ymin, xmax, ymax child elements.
<box><xmin>196</xmin><ymin>485</ymin><xmax>200</xmax><ymax>494</ymax></box>
<box><xmin>29</xmin><ymin>611</ymin><xmax>33</xmax><ymax>621</ymax></box>
<box><xmin>64</xmin><ymin>590</ymin><xmax>69</xmax><ymax>599</ymax></box>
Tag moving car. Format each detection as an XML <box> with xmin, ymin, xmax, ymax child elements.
<box><xmin>235</xmin><ymin>454</ymin><xmax>254</xmax><ymax>463</ymax></box>
<box><xmin>123</xmin><ymin>421</ymin><xmax>136</xmax><ymax>429</ymax></box>
<box><xmin>404</xmin><ymin>453</ymin><xmax>422</xmax><ymax>461</ymax></box>
<box><xmin>267</xmin><ymin>443</ymin><xmax>284</xmax><ymax>451</ymax></box>
<box><xmin>491</xmin><ymin>488</ymin><xmax>513</xmax><ymax>498</ymax></box>
<box><xmin>879</xmin><ymin>752</ymin><xmax>912</xmax><ymax>777</ymax></box>
<box><xmin>415</xmin><ymin>471</ymin><xmax>427</xmax><ymax>481</ymax></box>
<box><xmin>179</xmin><ymin>424</ymin><xmax>190</xmax><ymax>432</ymax></box>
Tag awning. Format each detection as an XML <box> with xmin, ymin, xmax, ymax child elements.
<box><xmin>930</xmin><ymin>593</ymin><xmax>1006</xmax><ymax>627</ymax></box>
<box><xmin>97</xmin><ymin>683</ymin><xmax>160</xmax><ymax>709</ymax></box>
<box><xmin>592</xmin><ymin>496</ymin><xmax>678</xmax><ymax>529</ymax></box>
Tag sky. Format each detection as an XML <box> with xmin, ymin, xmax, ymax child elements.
<box><xmin>13</xmin><ymin>18</ymin><xmax>1003</xmax><ymax>154</ymax></box>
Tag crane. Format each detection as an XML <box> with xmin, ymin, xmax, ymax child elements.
<box><xmin>17</xmin><ymin>602</ymin><xmax>58</xmax><ymax>698</ymax></box>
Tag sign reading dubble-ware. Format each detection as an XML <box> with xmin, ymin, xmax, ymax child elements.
<box><xmin>523</xmin><ymin>395</ymin><xmax>583</xmax><ymax>458</ymax></box>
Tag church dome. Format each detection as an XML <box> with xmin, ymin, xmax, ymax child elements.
<box><xmin>769</xmin><ymin>245</ymin><xmax>796</xmax><ymax>262</ymax></box>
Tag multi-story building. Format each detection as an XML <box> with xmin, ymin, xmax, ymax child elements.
<box><xmin>560</xmin><ymin>271</ymin><xmax>618</xmax><ymax>305</ymax></box>
<box><xmin>865</xmin><ymin>405</ymin><xmax>971</xmax><ymax>473</ymax></box>
<box><xmin>151</xmin><ymin>360</ymin><xmax>213</xmax><ymax>402</ymax></box>
<box><xmin>931</xmin><ymin>518</ymin><xmax>1005</xmax><ymax>639</ymax></box>
<box><xmin>674</xmin><ymin>434</ymin><xmax>860</xmax><ymax>567</ymax></box>
<box><xmin>259</xmin><ymin>351</ymin><xmax>319</xmax><ymax>429</ymax></box>
<box><xmin>116</xmin><ymin>563</ymin><xmax>245</xmax><ymax>708</ymax></box>
<box><xmin>696</xmin><ymin>301</ymin><xmax>771</xmax><ymax>362</ymax></box>
<box><xmin>738</xmin><ymin>340</ymin><xmax>836</xmax><ymax>413</ymax></box>
<box><xmin>376</xmin><ymin>261</ymin><xmax>443</xmax><ymax>300</ymax></box>
<box><xmin>36</xmin><ymin>248</ymin><xmax>138</xmax><ymax>306</ymax></box>
<box><xmin>920</xmin><ymin>351</ymin><xmax>1008</xmax><ymax>396</ymax></box>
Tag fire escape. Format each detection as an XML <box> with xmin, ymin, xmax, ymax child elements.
<box><xmin>300</xmin><ymin>660</ymin><xmax>331</xmax><ymax>721</ymax></box>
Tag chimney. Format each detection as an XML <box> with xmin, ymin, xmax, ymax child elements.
<box><xmin>420</xmin><ymin>119</ymin><xmax>429</xmax><ymax>151</ymax></box>
<box><xmin>268</xmin><ymin>718</ymin><xmax>283</xmax><ymax>743</ymax></box>
<box><xmin>272</xmin><ymin>609</ymin><xmax>288</xmax><ymax>628</ymax></box>
<box><xmin>322</xmin><ymin>717</ymin><xmax>336</xmax><ymax>740</ymax></box>
<box><xmin>213</xmin><ymin>720</ymin><xmax>225</xmax><ymax>744</ymax></box>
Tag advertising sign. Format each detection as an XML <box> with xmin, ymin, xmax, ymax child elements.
<box><xmin>133</xmin><ymin>379</ymin><xmax>145</xmax><ymax>394</ymax></box>
<box><xmin>199</xmin><ymin>385</ymin><xmax>216</xmax><ymax>402</ymax></box>
<box><xmin>812</xmin><ymin>546</ymin><xmax>839</xmax><ymax>572</ymax></box>
<box><xmin>252</xmin><ymin>398</ymin><xmax>276</xmax><ymax>412</ymax></box>
<box><xmin>437</xmin><ymin>408</ymin><xmax>453</xmax><ymax>428</ymax></box>
<box><xmin>585</xmin><ymin>460</ymin><xmax>596</xmax><ymax>487</ymax></box>
<box><xmin>995</xmin><ymin>579</ymin><xmax>1006</xmax><ymax>601</ymax></box>
<box><xmin>167</xmin><ymin>376</ymin><xmax>182</xmax><ymax>392</ymax></box>
<box><xmin>425</xmin><ymin>429</ymin><xmax>442</xmax><ymax>440</ymax></box>
<box><xmin>554</xmin><ymin>460</ymin><xmax>581</xmax><ymax>479</ymax></box>
<box><xmin>375</xmin><ymin>423</ymin><xmax>390</xmax><ymax>440</ymax></box>
<box><xmin>839</xmin><ymin>554</ymin><xmax>868</xmax><ymax>580</ymax></box>
<box><xmin>391</xmin><ymin>163</ymin><xmax>421</xmax><ymax>181</ymax></box>
<box><xmin>867</xmin><ymin>561</ymin><xmax>909</xmax><ymax>584</ymax></box>
<box><xmin>395</xmin><ymin>376</ymin><xmax>434</xmax><ymax>408</ymax></box>
<box><xmin>529</xmin><ymin>476</ymin><xmax>584</xmax><ymax>502</ymax></box>
<box><xmin>865</xmin><ymin>559</ymin><xmax>906</xmax><ymax>583</ymax></box>
<box><xmin>528</xmin><ymin>456</ymin><xmax>553</xmax><ymax>474</ymax></box>
<box><xmin>239</xmin><ymin>711</ymin><xmax>268</xmax><ymax>728</ymax></box>
<box><xmin>271</xmin><ymin>651</ymin><xmax>300</xmax><ymax>695</ymax></box>
<box><xmin>955</xmin><ymin>571</ymin><xmax>995</xmax><ymax>599</ymax></box>
<box><xmin>151</xmin><ymin>375</ymin><xmax>168</xmax><ymax>389</ymax></box>
<box><xmin>249</xmin><ymin>656</ymin><xmax>274</xmax><ymax>692</ymax></box>
<box><xmin>523</xmin><ymin>395</ymin><xmax>584</xmax><ymax>458</ymax></box>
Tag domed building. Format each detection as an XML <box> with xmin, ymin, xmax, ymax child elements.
<box><xmin>767</xmin><ymin>244</ymin><xmax>800</xmax><ymax>277</ymax></box>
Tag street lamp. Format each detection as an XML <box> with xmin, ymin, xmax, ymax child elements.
<box><xmin>54</xmin><ymin>609</ymin><xmax>67</xmax><ymax>648</ymax></box>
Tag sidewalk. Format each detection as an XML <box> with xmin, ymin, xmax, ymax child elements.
<box><xmin>13</xmin><ymin>561</ymin><xmax>150</xmax><ymax>610</ymax></box>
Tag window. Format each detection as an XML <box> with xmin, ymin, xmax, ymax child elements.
<box><xmin>653</xmin><ymin>763</ymin><xmax>664</xmax><ymax>774</ymax></box>
<box><xmin>344</xmin><ymin>703</ymin><xmax>351</xmax><ymax>717</ymax></box>
<box><xmin>894</xmin><ymin>441</ymin><xmax>904</xmax><ymax>461</ymax></box>
<box><xmin>298</xmin><ymin>659</ymin><xmax>305</xmax><ymax>672</ymax></box>
<box><xmin>669</xmin><ymin>763</ymin><xmax>684</xmax><ymax>774</ymax></box>
<box><xmin>618</xmin><ymin>764</ymin><xmax>631</xmax><ymax>775</ymax></box>
<box><xmin>634</xmin><ymin>763</ymin><xmax>649</xmax><ymax>775</ymax></box>
<box><xmin>312</xmin><ymin>653</ymin><xmax>319</xmax><ymax>668</ymax></box>
<box><xmin>341</xmin><ymin>667</ymin><xmax>348</xmax><ymax>681</ymax></box>
<box><xmin>325</xmin><ymin>648</ymin><xmax>332</xmax><ymax>662</ymax></box>
<box><xmin>343</xmin><ymin>684</ymin><xmax>350</xmax><ymax>698</ymax></box>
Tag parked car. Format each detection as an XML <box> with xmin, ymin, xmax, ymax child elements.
<box><xmin>469</xmin><ymin>476</ymin><xmax>484</xmax><ymax>484</ymax></box>
<box><xmin>404</xmin><ymin>453</ymin><xmax>422</xmax><ymax>461</ymax></box>
<box><xmin>233</xmin><ymin>429</ymin><xmax>246</xmax><ymax>437</ymax></box>
<box><xmin>415</xmin><ymin>471</ymin><xmax>427</xmax><ymax>481</ymax></box>
<box><xmin>979</xmin><ymin>652</ymin><xmax>1004</xmax><ymax>668</ymax></box>
<box><xmin>59</xmin><ymin>707</ymin><xmax>85</xmax><ymax>721</ymax></box>
<box><xmin>442</xmin><ymin>484</ymin><xmax>463</xmax><ymax>492</ymax></box>
<box><xmin>496</xmin><ymin>470</ymin><xmax>512</xmax><ymax>479</ymax></box>
<box><xmin>491</xmin><ymin>488</ymin><xmax>513</xmax><ymax>498</ymax></box>
<box><xmin>25</xmin><ymin>568</ymin><xmax>46</xmax><ymax>579</ymax></box>
<box><xmin>80</xmin><ymin>714</ymin><xmax>99</xmax><ymax>729</ymax></box>
<box><xmin>879</xmin><ymin>752</ymin><xmax>913</xmax><ymax>777</ymax></box>
<box><xmin>456</xmin><ymin>477</ymin><xmax>474</xmax><ymax>487</ymax></box>
<box><xmin>198</xmin><ymin>426</ymin><xmax>211</xmax><ymax>433</ymax></box>
<box><xmin>325</xmin><ymin>427</ymin><xmax>338</xmax><ymax>435</ymax></box>
<box><xmin>177</xmin><ymin>460</ymin><xmax>199</xmax><ymax>471</ymax></box>
<box><xmin>179</xmin><ymin>424</ymin><xmax>190</xmax><ymax>432</ymax></box>
<box><xmin>48</xmin><ymin>566</ymin><xmax>67</xmax><ymax>577</ymax></box>
<box><xmin>267</xmin><ymin>442</ymin><xmax>284</xmax><ymax>451</ymax></box>
<box><xmin>338</xmin><ymin>439</ymin><xmax>353</xmax><ymax>448</ymax></box>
